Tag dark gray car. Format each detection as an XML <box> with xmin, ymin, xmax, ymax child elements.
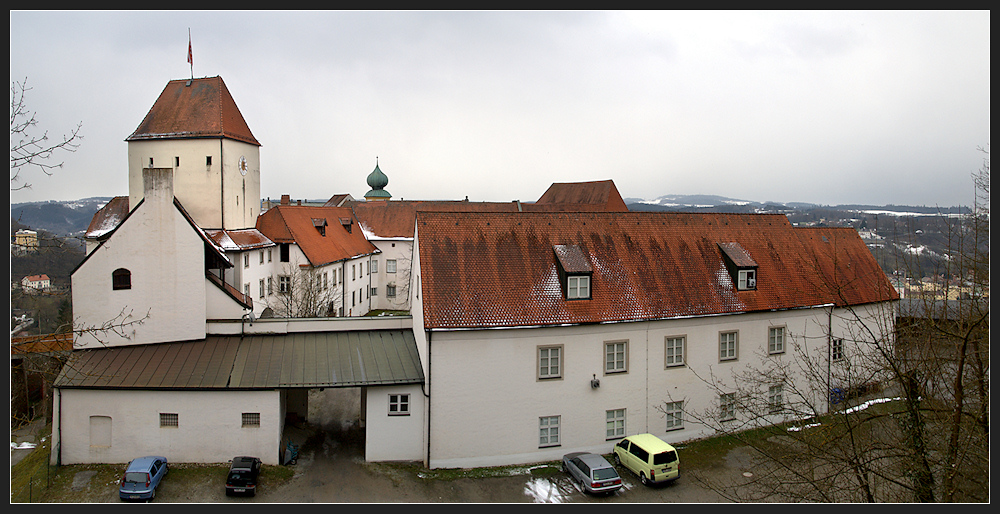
<box><xmin>561</xmin><ymin>452</ymin><xmax>623</xmax><ymax>494</ymax></box>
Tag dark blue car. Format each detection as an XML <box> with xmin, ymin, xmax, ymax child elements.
<box><xmin>119</xmin><ymin>456</ymin><xmax>168</xmax><ymax>501</ymax></box>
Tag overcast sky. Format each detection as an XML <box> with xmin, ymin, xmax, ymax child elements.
<box><xmin>10</xmin><ymin>11</ymin><xmax>990</xmax><ymax>208</ymax></box>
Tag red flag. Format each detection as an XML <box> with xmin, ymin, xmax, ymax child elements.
<box><xmin>187</xmin><ymin>36</ymin><xmax>193</xmax><ymax>65</ymax></box>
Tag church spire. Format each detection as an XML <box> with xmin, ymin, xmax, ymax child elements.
<box><xmin>364</xmin><ymin>157</ymin><xmax>391</xmax><ymax>201</ymax></box>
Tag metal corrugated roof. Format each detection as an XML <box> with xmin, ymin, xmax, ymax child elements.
<box><xmin>54</xmin><ymin>330</ymin><xmax>423</xmax><ymax>389</ymax></box>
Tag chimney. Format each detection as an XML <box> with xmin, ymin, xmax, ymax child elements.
<box><xmin>281</xmin><ymin>194</ymin><xmax>290</xmax><ymax>205</ymax></box>
<box><xmin>143</xmin><ymin>167</ymin><xmax>175</xmax><ymax>204</ymax></box>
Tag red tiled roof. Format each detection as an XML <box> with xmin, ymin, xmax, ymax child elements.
<box><xmin>352</xmin><ymin>200</ymin><xmax>522</xmax><ymax>239</ymax></box>
<box><xmin>126</xmin><ymin>76</ymin><xmax>260</xmax><ymax>146</ymax></box>
<box><xmin>85</xmin><ymin>196</ymin><xmax>130</xmax><ymax>239</ymax></box>
<box><xmin>416</xmin><ymin>211</ymin><xmax>898</xmax><ymax>330</ymax></box>
<box><xmin>11</xmin><ymin>333</ymin><xmax>73</xmax><ymax>355</ymax></box>
<box><xmin>529</xmin><ymin>179</ymin><xmax>629</xmax><ymax>212</ymax></box>
<box><xmin>204</xmin><ymin>228</ymin><xmax>274</xmax><ymax>251</ymax></box>
<box><xmin>256</xmin><ymin>205</ymin><xmax>378</xmax><ymax>267</ymax></box>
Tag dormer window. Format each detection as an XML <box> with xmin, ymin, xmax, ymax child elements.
<box><xmin>554</xmin><ymin>244</ymin><xmax>593</xmax><ymax>300</ymax></box>
<box><xmin>312</xmin><ymin>218</ymin><xmax>328</xmax><ymax>236</ymax></box>
<box><xmin>718</xmin><ymin>242</ymin><xmax>758</xmax><ymax>291</ymax></box>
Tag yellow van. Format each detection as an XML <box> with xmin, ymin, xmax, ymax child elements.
<box><xmin>612</xmin><ymin>433</ymin><xmax>680</xmax><ymax>485</ymax></box>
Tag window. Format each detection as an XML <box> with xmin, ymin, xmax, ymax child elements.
<box><xmin>352</xmin><ymin>265</ymin><xmax>356</xmax><ymax>281</ymax></box>
<box><xmin>719</xmin><ymin>331</ymin><xmax>738</xmax><ymax>361</ymax></box>
<box><xmin>267</xmin><ymin>277</ymin><xmax>273</xmax><ymax>295</ymax></box>
<box><xmin>768</xmin><ymin>326</ymin><xmax>785</xmax><ymax>355</ymax></box>
<box><xmin>242</xmin><ymin>412</ymin><xmax>260</xmax><ymax>427</ymax></box>
<box><xmin>538</xmin><ymin>346</ymin><xmax>562</xmax><ymax>379</ymax></box>
<box><xmin>160</xmin><ymin>413</ymin><xmax>178</xmax><ymax>428</ymax></box>
<box><xmin>323</xmin><ymin>272</ymin><xmax>328</xmax><ymax>290</ymax></box>
<box><xmin>371</xmin><ymin>259</ymin><xmax>378</xmax><ymax>273</ymax></box>
<box><xmin>738</xmin><ymin>269</ymin><xmax>757</xmax><ymax>290</ymax></box>
<box><xmin>259</xmin><ymin>251</ymin><xmax>264</xmax><ymax>264</ymax></box>
<box><xmin>174</xmin><ymin>156</ymin><xmax>180</xmax><ymax>167</ymax></box>
<box><xmin>280</xmin><ymin>243</ymin><xmax>289</xmax><ymax>262</ymax></box>
<box><xmin>605</xmin><ymin>341</ymin><xmax>627</xmax><ymax>373</ymax></box>
<box><xmin>768</xmin><ymin>384</ymin><xmax>784</xmax><ymax>414</ymax></box>
<box><xmin>832</xmin><ymin>338</ymin><xmax>845</xmax><ymax>362</ymax></box>
<box><xmin>566</xmin><ymin>275</ymin><xmax>591</xmax><ymax>299</ymax></box>
<box><xmin>259</xmin><ymin>279</ymin><xmax>265</xmax><ymax>299</ymax></box>
<box><xmin>389</xmin><ymin>394</ymin><xmax>410</xmax><ymax>416</ymax></box>
<box><xmin>112</xmin><ymin>268</ymin><xmax>131</xmax><ymax>290</ymax></box>
<box><xmin>720</xmin><ymin>393</ymin><xmax>736</xmax><ymax>421</ymax></box>
<box><xmin>278</xmin><ymin>275</ymin><xmax>291</xmax><ymax>294</ymax></box>
<box><xmin>387</xmin><ymin>259</ymin><xmax>397</xmax><ymax>273</ymax></box>
<box><xmin>539</xmin><ymin>416</ymin><xmax>560</xmax><ymax>447</ymax></box>
<box><xmin>244</xmin><ymin>253</ymin><xmax>250</xmax><ymax>268</ymax></box>
<box><xmin>244</xmin><ymin>283</ymin><xmax>250</xmax><ymax>298</ymax></box>
<box><xmin>664</xmin><ymin>401</ymin><xmax>683</xmax><ymax>430</ymax></box>
<box><xmin>606</xmin><ymin>409</ymin><xmax>626</xmax><ymax>439</ymax></box>
<box><xmin>665</xmin><ymin>336</ymin><xmax>685</xmax><ymax>367</ymax></box>
<box><xmin>206</xmin><ymin>155</ymin><xmax>212</xmax><ymax>166</ymax></box>
<box><xmin>370</xmin><ymin>287</ymin><xmax>378</xmax><ymax>296</ymax></box>
<box><xmin>386</xmin><ymin>285</ymin><xmax>397</xmax><ymax>297</ymax></box>
<box><xmin>267</xmin><ymin>249</ymin><xmax>272</xmax><ymax>262</ymax></box>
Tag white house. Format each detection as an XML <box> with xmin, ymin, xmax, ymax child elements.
<box><xmin>409</xmin><ymin>210</ymin><xmax>898</xmax><ymax>468</ymax></box>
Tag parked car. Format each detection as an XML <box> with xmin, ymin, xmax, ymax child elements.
<box><xmin>613</xmin><ymin>433</ymin><xmax>679</xmax><ymax>485</ymax></box>
<box><xmin>561</xmin><ymin>452</ymin><xmax>623</xmax><ymax>494</ymax></box>
<box><xmin>226</xmin><ymin>456</ymin><xmax>263</xmax><ymax>496</ymax></box>
<box><xmin>119</xmin><ymin>456</ymin><xmax>168</xmax><ymax>501</ymax></box>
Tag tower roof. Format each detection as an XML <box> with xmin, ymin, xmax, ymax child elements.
<box><xmin>127</xmin><ymin>76</ymin><xmax>260</xmax><ymax>146</ymax></box>
<box><xmin>364</xmin><ymin>162</ymin><xmax>391</xmax><ymax>200</ymax></box>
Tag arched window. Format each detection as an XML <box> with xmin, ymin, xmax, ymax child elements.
<box><xmin>112</xmin><ymin>268</ymin><xmax>131</xmax><ymax>290</ymax></box>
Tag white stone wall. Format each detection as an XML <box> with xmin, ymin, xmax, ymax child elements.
<box><xmin>364</xmin><ymin>384</ymin><xmax>426</xmax><ymax>462</ymax></box>
<box><xmin>368</xmin><ymin>239</ymin><xmax>414</xmax><ymax>312</ymax></box>
<box><xmin>423</xmin><ymin>303</ymin><xmax>894</xmax><ymax>469</ymax></box>
<box><xmin>127</xmin><ymin>138</ymin><xmax>260</xmax><ymax>231</ymax></box>
<box><xmin>52</xmin><ymin>389</ymin><xmax>284</xmax><ymax>465</ymax></box>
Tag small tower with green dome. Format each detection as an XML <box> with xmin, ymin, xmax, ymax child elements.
<box><xmin>364</xmin><ymin>159</ymin><xmax>392</xmax><ymax>201</ymax></box>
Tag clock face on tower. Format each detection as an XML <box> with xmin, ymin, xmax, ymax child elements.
<box><xmin>238</xmin><ymin>155</ymin><xmax>248</xmax><ymax>176</ymax></box>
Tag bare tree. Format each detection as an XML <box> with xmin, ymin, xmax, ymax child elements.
<box><xmin>10</xmin><ymin>78</ymin><xmax>82</xmax><ymax>191</ymax></box>
<box><xmin>264</xmin><ymin>265</ymin><xmax>340</xmax><ymax>318</ymax></box>
<box><xmin>672</xmin><ymin>163</ymin><xmax>988</xmax><ymax>502</ymax></box>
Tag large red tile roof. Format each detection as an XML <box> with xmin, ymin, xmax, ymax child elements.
<box><xmin>416</xmin><ymin>211</ymin><xmax>897</xmax><ymax>330</ymax></box>
<box><xmin>528</xmin><ymin>179</ymin><xmax>629</xmax><ymax>212</ymax></box>
<box><xmin>256</xmin><ymin>205</ymin><xmax>378</xmax><ymax>267</ymax></box>
<box><xmin>126</xmin><ymin>76</ymin><xmax>260</xmax><ymax>146</ymax></box>
<box><xmin>352</xmin><ymin>200</ymin><xmax>522</xmax><ymax>239</ymax></box>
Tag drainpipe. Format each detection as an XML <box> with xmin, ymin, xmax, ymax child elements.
<box><xmin>827</xmin><ymin>306</ymin><xmax>833</xmax><ymax>414</ymax></box>
<box><xmin>425</xmin><ymin>330</ymin><xmax>432</xmax><ymax>468</ymax></box>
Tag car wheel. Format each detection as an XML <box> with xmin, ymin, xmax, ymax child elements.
<box><xmin>640</xmin><ymin>472</ymin><xmax>650</xmax><ymax>485</ymax></box>
<box><xmin>613</xmin><ymin>454</ymin><xmax>621</xmax><ymax>466</ymax></box>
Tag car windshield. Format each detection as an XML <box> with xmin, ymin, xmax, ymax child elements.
<box><xmin>593</xmin><ymin>468</ymin><xmax>619</xmax><ymax>481</ymax></box>
<box><xmin>228</xmin><ymin>471</ymin><xmax>252</xmax><ymax>483</ymax></box>
<box><xmin>653</xmin><ymin>450</ymin><xmax>677</xmax><ymax>465</ymax></box>
<box><xmin>124</xmin><ymin>472</ymin><xmax>148</xmax><ymax>483</ymax></box>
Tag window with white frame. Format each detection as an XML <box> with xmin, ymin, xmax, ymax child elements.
<box><xmin>539</xmin><ymin>416</ymin><xmax>560</xmax><ymax>447</ymax></box>
<box><xmin>259</xmin><ymin>251</ymin><xmax>264</xmax><ymax>264</ymax></box>
<box><xmin>371</xmin><ymin>259</ymin><xmax>378</xmax><ymax>273</ymax></box>
<box><xmin>267</xmin><ymin>277</ymin><xmax>273</xmax><ymax>295</ymax></box>
<box><xmin>371</xmin><ymin>287</ymin><xmax>378</xmax><ymax>296</ymax></box>
<box><xmin>832</xmin><ymin>338</ymin><xmax>845</xmax><ymax>362</ymax></box>
<box><xmin>768</xmin><ymin>384</ymin><xmax>784</xmax><ymax>414</ymax></box>
<box><xmin>278</xmin><ymin>275</ymin><xmax>291</xmax><ymax>294</ymax></box>
<box><xmin>352</xmin><ymin>265</ymin><xmax>356</xmax><ymax>281</ymax></box>
<box><xmin>259</xmin><ymin>279</ymin><xmax>265</xmax><ymax>299</ymax></box>
<box><xmin>244</xmin><ymin>253</ymin><xmax>250</xmax><ymax>268</ymax></box>
<box><xmin>387</xmin><ymin>259</ymin><xmax>397</xmax><ymax>273</ymax></box>
<box><xmin>664</xmin><ymin>401</ymin><xmax>683</xmax><ymax>430</ymax></box>
<box><xmin>566</xmin><ymin>275</ymin><xmax>591</xmax><ymax>299</ymax></box>
<box><xmin>323</xmin><ymin>272</ymin><xmax>329</xmax><ymax>290</ymax></box>
<box><xmin>605</xmin><ymin>341</ymin><xmax>627</xmax><ymax>373</ymax></box>
<box><xmin>242</xmin><ymin>412</ymin><xmax>260</xmax><ymax>427</ymax></box>
<box><xmin>160</xmin><ymin>413</ymin><xmax>178</xmax><ymax>428</ymax></box>
<box><xmin>719</xmin><ymin>331</ymin><xmax>738</xmax><ymax>361</ymax></box>
<box><xmin>737</xmin><ymin>269</ymin><xmax>757</xmax><ymax>290</ymax></box>
<box><xmin>720</xmin><ymin>393</ymin><xmax>736</xmax><ymax>421</ymax></box>
<box><xmin>388</xmin><ymin>394</ymin><xmax>410</xmax><ymax>416</ymax></box>
<box><xmin>538</xmin><ymin>346</ymin><xmax>562</xmax><ymax>379</ymax></box>
<box><xmin>665</xmin><ymin>336</ymin><xmax>685</xmax><ymax>367</ymax></box>
<box><xmin>386</xmin><ymin>285</ymin><xmax>396</xmax><ymax>297</ymax></box>
<box><xmin>768</xmin><ymin>326</ymin><xmax>785</xmax><ymax>354</ymax></box>
<box><xmin>267</xmin><ymin>249</ymin><xmax>272</xmax><ymax>262</ymax></box>
<box><xmin>606</xmin><ymin>409</ymin><xmax>626</xmax><ymax>439</ymax></box>
<box><xmin>244</xmin><ymin>283</ymin><xmax>250</xmax><ymax>298</ymax></box>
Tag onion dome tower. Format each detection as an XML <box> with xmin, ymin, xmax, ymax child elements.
<box><xmin>364</xmin><ymin>159</ymin><xmax>392</xmax><ymax>201</ymax></box>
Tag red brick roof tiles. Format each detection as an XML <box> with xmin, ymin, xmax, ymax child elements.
<box><xmin>530</xmin><ymin>179</ymin><xmax>629</xmax><ymax>212</ymax></box>
<box><xmin>416</xmin><ymin>211</ymin><xmax>897</xmax><ymax>330</ymax></box>
<box><xmin>256</xmin><ymin>205</ymin><xmax>378</xmax><ymax>267</ymax></box>
<box><xmin>127</xmin><ymin>76</ymin><xmax>260</xmax><ymax>146</ymax></box>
